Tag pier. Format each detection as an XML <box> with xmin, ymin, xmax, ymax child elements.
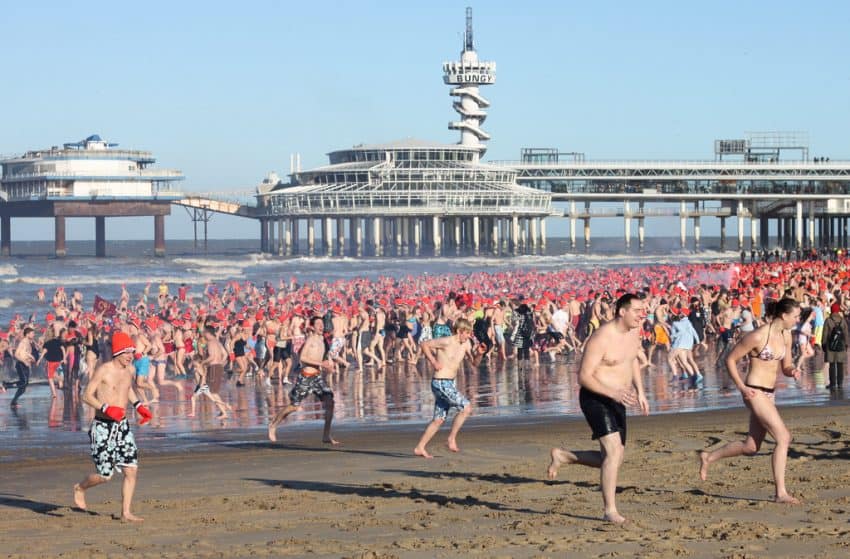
<box><xmin>0</xmin><ymin>135</ymin><xmax>183</xmax><ymax>257</ymax></box>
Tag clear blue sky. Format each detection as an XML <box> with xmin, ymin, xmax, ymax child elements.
<box><xmin>1</xmin><ymin>0</ymin><xmax>848</xmax><ymax>240</ymax></box>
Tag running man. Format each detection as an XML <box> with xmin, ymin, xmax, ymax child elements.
<box><xmin>699</xmin><ymin>297</ymin><xmax>802</xmax><ymax>504</ymax></box>
<box><xmin>547</xmin><ymin>293</ymin><xmax>650</xmax><ymax>524</ymax></box>
<box><xmin>268</xmin><ymin>316</ymin><xmax>339</xmax><ymax>445</ymax></box>
<box><xmin>189</xmin><ymin>326</ymin><xmax>232</xmax><ymax>418</ymax></box>
<box><xmin>414</xmin><ymin>318</ymin><xmax>485</xmax><ymax>459</ymax></box>
<box><xmin>10</xmin><ymin>327</ymin><xmax>37</xmax><ymax>408</ymax></box>
<box><xmin>72</xmin><ymin>332</ymin><xmax>152</xmax><ymax>521</ymax></box>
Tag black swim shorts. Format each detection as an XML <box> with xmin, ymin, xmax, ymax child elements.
<box><xmin>579</xmin><ymin>387</ymin><xmax>627</xmax><ymax>446</ymax></box>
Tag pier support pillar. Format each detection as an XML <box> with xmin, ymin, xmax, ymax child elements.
<box><xmin>472</xmin><ymin>216</ymin><xmax>480</xmax><ymax>254</ymax></box>
<box><xmin>519</xmin><ymin>217</ymin><xmax>528</xmax><ymax>252</ymax></box>
<box><xmin>95</xmin><ymin>216</ymin><xmax>106</xmax><ymax>257</ymax></box>
<box><xmin>751</xmin><ymin>216</ymin><xmax>758</xmax><ymax>249</ymax></box>
<box><xmin>395</xmin><ymin>218</ymin><xmax>403</xmax><ymax>254</ymax></box>
<box><xmin>511</xmin><ymin>215</ymin><xmax>520</xmax><ymax>254</ymax></box>
<box><xmin>307</xmin><ymin>219</ymin><xmax>315</xmax><ymax>255</ymax></box>
<box><xmin>55</xmin><ymin>216</ymin><xmax>67</xmax><ymax>258</ymax></box>
<box><xmin>638</xmin><ymin>201</ymin><xmax>645</xmax><ymax>250</ymax></box>
<box><xmin>760</xmin><ymin>217</ymin><xmax>769</xmax><ymax>249</ymax></box>
<box><xmin>737</xmin><ymin>202</ymin><xmax>745</xmax><ymax>250</ymax></box>
<box><xmin>282</xmin><ymin>219</ymin><xmax>291</xmax><ymax>256</ymax></box>
<box><xmin>694</xmin><ymin>216</ymin><xmax>701</xmax><ymax>250</ymax></box>
<box><xmin>291</xmin><ymin>219</ymin><xmax>299</xmax><ymax>254</ymax></box>
<box><xmin>807</xmin><ymin>203</ymin><xmax>815</xmax><ymax>248</ymax></box>
<box><xmin>795</xmin><ymin>202</ymin><xmax>804</xmax><ymax>249</ymax></box>
<box><xmin>413</xmin><ymin>218</ymin><xmax>421</xmax><ymax>255</ymax></box>
<box><xmin>539</xmin><ymin>218</ymin><xmax>546</xmax><ymax>251</ymax></box>
<box><xmin>583</xmin><ymin>218</ymin><xmax>591</xmax><ymax>250</ymax></box>
<box><xmin>354</xmin><ymin>218</ymin><xmax>363</xmax><ymax>256</ymax></box>
<box><xmin>491</xmin><ymin>218</ymin><xmax>499</xmax><ymax>254</ymax></box>
<box><xmin>323</xmin><ymin>218</ymin><xmax>332</xmax><ymax>256</ymax></box>
<box><xmin>454</xmin><ymin>218</ymin><xmax>462</xmax><ymax>253</ymax></box>
<box><xmin>569</xmin><ymin>201</ymin><xmax>577</xmax><ymax>250</ymax></box>
<box><xmin>0</xmin><ymin>216</ymin><xmax>10</xmax><ymax>257</ymax></box>
<box><xmin>638</xmin><ymin>218</ymin><xmax>645</xmax><ymax>250</ymax></box>
<box><xmin>432</xmin><ymin>215</ymin><xmax>441</xmax><ymax>256</ymax></box>
<box><xmin>259</xmin><ymin>219</ymin><xmax>269</xmax><ymax>253</ymax></box>
<box><xmin>529</xmin><ymin>217</ymin><xmax>537</xmax><ymax>253</ymax></box>
<box><xmin>720</xmin><ymin>217</ymin><xmax>726</xmax><ymax>251</ymax></box>
<box><xmin>679</xmin><ymin>201</ymin><xmax>687</xmax><ymax>249</ymax></box>
<box><xmin>373</xmin><ymin>217</ymin><xmax>382</xmax><ymax>257</ymax></box>
<box><xmin>154</xmin><ymin>215</ymin><xmax>165</xmax><ymax>257</ymax></box>
<box><xmin>277</xmin><ymin>219</ymin><xmax>285</xmax><ymax>256</ymax></box>
<box><xmin>336</xmin><ymin>217</ymin><xmax>345</xmax><ymax>256</ymax></box>
<box><xmin>623</xmin><ymin>201</ymin><xmax>631</xmax><ymax>249</ymax></box>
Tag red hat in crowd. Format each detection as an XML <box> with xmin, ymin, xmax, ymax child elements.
<box><xmin>831</xmin><ymin>303</ymin><xmax>841</xmax><ymax>314</ymax></box>
<box><xmin>111</xmin><ymin>332</ymin><xmax>135</xmax><ymax>358</ymax></box>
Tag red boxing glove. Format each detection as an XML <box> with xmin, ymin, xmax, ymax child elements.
<box><xmin>100</xmin><ymin>404</ymin><xmax>125</xmax><ymax>422</ymax></box>
<box><xmin>134</xmin><ymin>401</ymin><xmax>152</xmax><ymax>425</ymax></box>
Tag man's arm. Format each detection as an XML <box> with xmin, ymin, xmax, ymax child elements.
<box><xmin>82</xmin><ymin>364</ymin><xmax>106</xmax><ymax>411</ymax></box>
<box><xmin>631</xmin><ymin>344</ymin><xmax>649</xmax><ymax>415</ymax></box>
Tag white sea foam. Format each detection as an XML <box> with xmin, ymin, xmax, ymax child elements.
<box><xmin>0</xmin><ymin>298</ymin><xmax>13</xmax><ymax>308</ymax></box>
<box><xmin>0</xmin><ymin>264</ymin><xmax>18</xmax><ymax>276</ymax></box>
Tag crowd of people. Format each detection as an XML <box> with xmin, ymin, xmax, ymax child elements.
<box><xmin>3</xmin><ymin>256</ymin><xmax>850</xmax><ymax>520</ymax></box>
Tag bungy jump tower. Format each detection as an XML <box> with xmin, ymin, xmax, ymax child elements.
<box><xmin>256</xmin><ymin>7</ymin><xmax>554</xmax><ymax>257</ymax></box>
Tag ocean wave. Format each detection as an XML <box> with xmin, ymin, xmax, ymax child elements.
<box><xmin>173</xmin><ymin>253</ymin><xmax>274</xmax><ymax>270</ymax></box>
<box><xmin>1</xmin><ymin>271</ymin><xmax>237</xmax><ymax>287</ymax></box>
<box><xmin>0</xmin><ymin>298</ymin><xmax>13</xmax><ymax>308</ymax></box>
<box><xmin>0</xmin><ymin>264</ymin><xmax>18</xmax><ymax>276</ymax></box>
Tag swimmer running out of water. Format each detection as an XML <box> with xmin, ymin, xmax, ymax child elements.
<box><xmin>699</xmin><ymin>297</ymin><xmax>802</xmax><ymax>505</ymax></box>
<box><xmin>73</xmin><ymin>332</ymin><xmax>152</xmax><ymax>521</ymax></box>
<box><xmin>414</xmin><ymin>318</ymin><xmax>485</xmax><ymax>459</ymax></box>
<box><xmin>547</xmin><ymin>294</ymin><xmax>650</xmax><ymax>524</ymax></box>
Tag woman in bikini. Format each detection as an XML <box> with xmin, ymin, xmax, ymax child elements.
<box><xmin>699</xmin><ymin>297</ymin><xmax>802</xmax><ymax>504</ymax></box>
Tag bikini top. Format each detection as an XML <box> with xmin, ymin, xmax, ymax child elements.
<box><xmin>751</xmin><ymin>321</ymin><xmax>785</xmax><ymax>362</ymax></box>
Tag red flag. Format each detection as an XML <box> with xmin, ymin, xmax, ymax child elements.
<box><xmin>93</xmin><ymin>295</ymin><xmax>117</xmax><ymax>317</ymax></box>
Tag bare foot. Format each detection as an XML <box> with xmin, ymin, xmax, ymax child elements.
<box><xmin>414</xmin><ymin>447</ymin><xmax>434</xmax><ymax>459</ymax></box>
<box><xmin>548</xmin><ymin>447</ymin><xmax>572</xmax><ymax>479</ymax></box>
<box><xmin>775</xmin><ymin>494</ymin><xmax>800</xmax><ymax>505</ymax></box>
<box><xmin>603</xmin><ymin>511</ymin><xmax>627</xmax><ymax>524</ymax></box>
<box><xmin>699</xmin><ymin>451</ymin><xmax>710</xmax><ymax>481</ymax></box>
<box><xmin>121</xmin><ymin>512</ymin><xmax>144</xmax><ymax>522</ymax></box>
<box><xmin>446</xmin><ymin>440</ymin><xmax>460</xmax><ymax>453</ymax></box>
<box><xmin>73</xmin><ymin>484</ymin><xmax>87</xmax><ymax>510</ymax></box>
<box><xmin>323</xmin><ymin>437</ymin><xmax>341</xmax><ymax>445</ymax></box>
<box><xmin>268</xmin><ymin>423</ymin><xmax>277</xmax><ymax>442</ymax></box>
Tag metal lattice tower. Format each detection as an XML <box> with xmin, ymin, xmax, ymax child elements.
<box><xmin>443</xmin><ymin>7</ymin><xmax>496</xmax><ymax>159</ymax></box>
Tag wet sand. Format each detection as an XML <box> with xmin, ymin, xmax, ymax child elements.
<box><xmin>2</xmin><ymin>402</ymin><xmax>850</xmax><ymax>558</ymax></box>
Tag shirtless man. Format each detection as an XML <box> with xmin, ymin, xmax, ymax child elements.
<box><xmin>149</xmin><ymin>326</ymin><xmax>184</xmax><ymax>400</ymax></box>
<box><xmin>547</xmin><ymin>294</ymin><xmax>650</xmax><ymax>524</ymax></box>
<box><xmin>131</xmin><ymin>323</ymin><xmax>158</xmax><ymax>404</ymax></box>
<box><xmin>328</xmin><ymin>306</ymin><xmax>349</xmax><ymax>372</ymax></box>
<box><xmin>365</xmin><ymin>306</ymin><xmax>386</xmax><ymax>368</ymax></box>
<box><xmin>355</xmin><ymin>304</ymin><xmax>371</xmax><ymax>370</ymax></box>
<box><xmin>414</xmin><ymin>318</ymin><xmax>485</xmax><ymax>459</ymax></box>
<box><xmin>10</xmin><ymin>327</ymin><xmax>37</xmax><ymax>408</ymax></box>
<box><xmin>268</xmin><ymin>316</ymin><xmax>339</xmax><ymax>445</ymax></box>
<box><xmin>72</xmin><ymin>332</ymin><xmax>152</xmax><ymax>522</ymax></box>
<box><xmin>189</xmin><ymin>326</ymin><xmax>231</xmax><ymax>418</ymax></box>
<box><xmin>492</xmin><ymin>302</ymin><xmax>507</xmax><ymax>360</ymax></box>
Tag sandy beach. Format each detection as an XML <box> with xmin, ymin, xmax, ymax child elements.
<box><xmin>2</xmin><ymin>402</ymin><xmax>850</xmax><ymax>558</ymax></box>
